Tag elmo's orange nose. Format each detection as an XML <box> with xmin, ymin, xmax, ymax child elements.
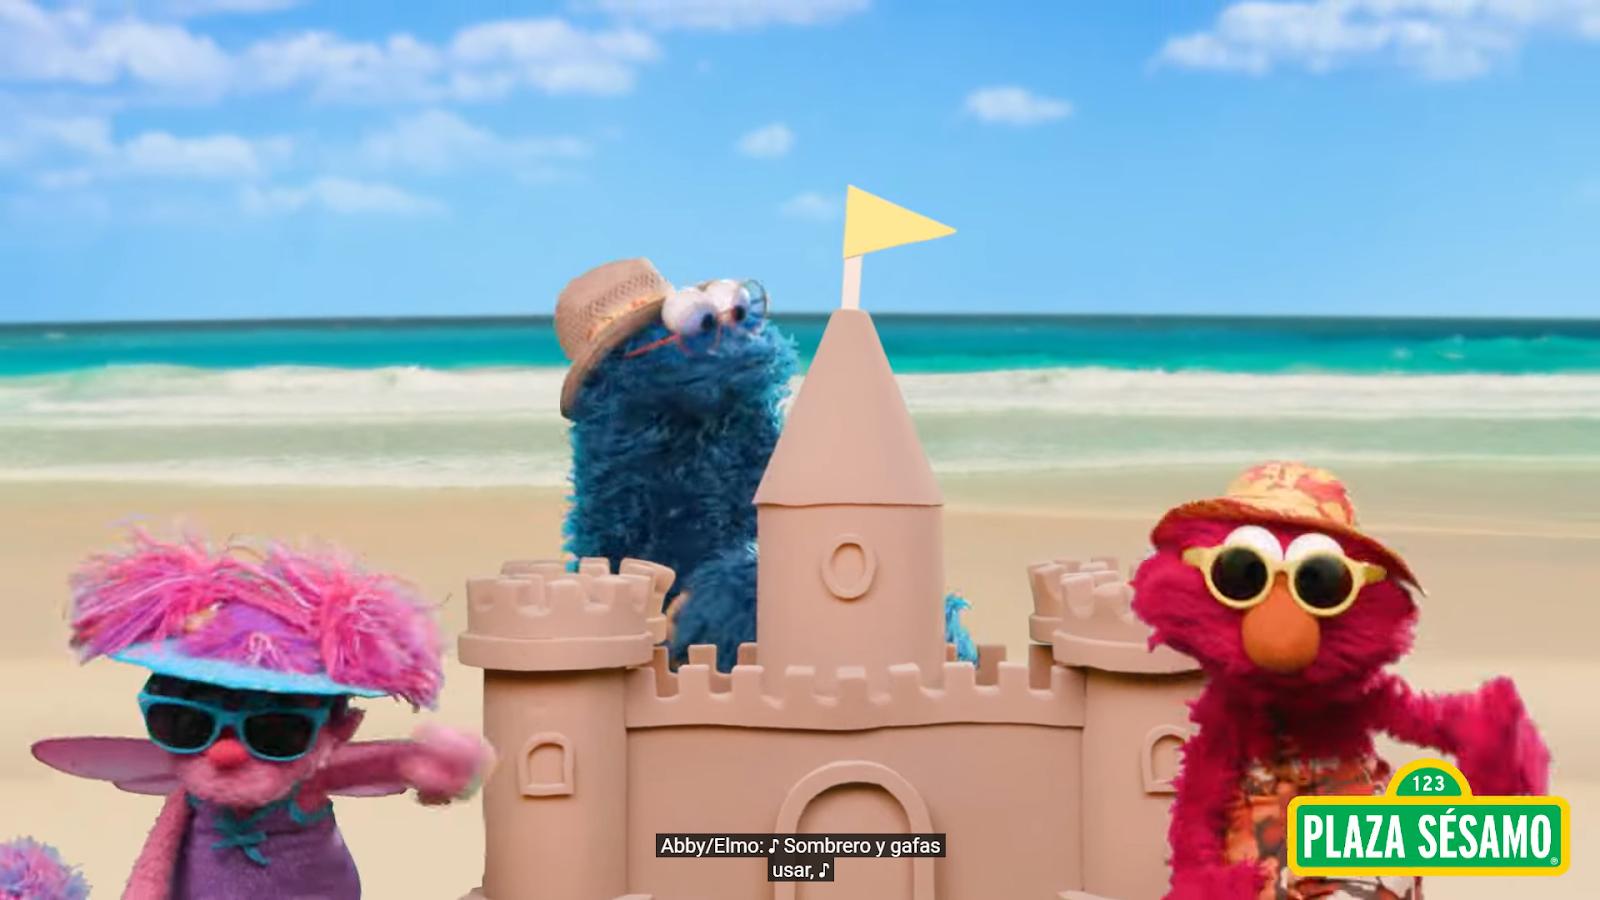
<box><xmin>204</xmin><ymin>736</ymin><xmax>250</xmax><ymax>769</ymax></box>
<box><xmin>1241</xmin><ymin>579</ymin><xmax>1320</xmax><ymax>673</ymax></box>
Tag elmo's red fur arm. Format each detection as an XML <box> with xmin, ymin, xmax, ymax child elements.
<box><xmin>1164</xmin><ymin>682</ymin><xmax>1263</xmax><ymax>900</ymax></box>
<box><xmin>1367</xmin><ymin>672</ymin><xmax>1550</xmax><ymax>795</ymax></box>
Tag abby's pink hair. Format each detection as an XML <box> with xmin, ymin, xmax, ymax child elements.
<box><xmin>69</xmin><ymin>529</ymin><xmax>443</xmax><ymax>709</ymax></box>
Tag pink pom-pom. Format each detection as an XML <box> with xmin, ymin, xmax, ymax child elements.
<box><xmin>0</xmin><ymin>837</ymin><xmax>89</xmax><ymax>900</ymax></box>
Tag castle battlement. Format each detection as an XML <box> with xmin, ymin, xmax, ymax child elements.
<box><xmin>623</xmin><ymin>642</ymin><xmax>1084</xmax><ymax>731</ymax></box>
<box><xmin>457</xmin><ymin>557</ymin><xmax>674</xmax><ymax>672</ymax></box>
<box><xmin>1029</xmin><ymin>557</ymin><xmax>1197</xmax><ymax>675</ymax></box>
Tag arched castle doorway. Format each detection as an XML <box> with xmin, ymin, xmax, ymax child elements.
<box><xmin>772</xmin><ymin>761</ymin><xmax>935</xmax><ymax>900</ymax></box>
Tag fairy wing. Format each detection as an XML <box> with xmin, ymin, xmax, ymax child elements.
<box><xmin>31</xmin><ymin>737</ymin><xmax>178</xmax><ymax>795</ymax></box>
<box><xmin>31</xmin><ymin>737</ymin><xmax>408</xmax><ymax>797</ymax></box>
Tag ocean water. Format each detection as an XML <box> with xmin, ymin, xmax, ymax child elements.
<box><xmin>1</xmin><ymin>315</ymin><xmax>1598</xmax><ymax>487</ymax></box>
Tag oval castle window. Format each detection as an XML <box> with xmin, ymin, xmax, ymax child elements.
<box><xmin>821</xmin><ymin>534</ymin><xmax>876</xmax><ymax>600</ymax></box>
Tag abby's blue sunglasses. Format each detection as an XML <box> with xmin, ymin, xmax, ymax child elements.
<box><xmin>138</xmin><ymin>691</ymin><xmax>335</xmax><ymax>762</ymax></box>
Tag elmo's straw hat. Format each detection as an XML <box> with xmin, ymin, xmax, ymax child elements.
<box><xmin>1154</xmin><ymin>461</ymin><xmax>1419</xmax><ymax>589</ymax></box>
<box><xmin>68</xmin><ymin>530</ymin><xmax>443</xmax><ymax>708</ymax></box>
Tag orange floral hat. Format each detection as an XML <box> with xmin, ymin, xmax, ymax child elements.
<box><xmin>1154</xmin><ymin>461</ymin><xmax>1419</xmax><ymax>589</ymax></box>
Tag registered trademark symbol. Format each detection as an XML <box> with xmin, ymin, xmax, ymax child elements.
<box><xmin>1551</xmin><ymin>857</ymin><xmax>1559</xmax><ymax>865</ymax></box>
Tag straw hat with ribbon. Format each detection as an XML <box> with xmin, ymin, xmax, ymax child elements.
<box><xmin>555</xmin><ymin>258</ymin><xmax>675</xmax><ymax>419</ymax></box>
<box><xmin>1153</xmin><ymin>461</ymin><xmax>1418</xmax><ymax>589</ymax></box>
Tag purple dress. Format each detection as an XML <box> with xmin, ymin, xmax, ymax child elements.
<box><xmin>173</xmin><ymin>787</ymin><xmax>361</xmax><ymax>900</ymax></box>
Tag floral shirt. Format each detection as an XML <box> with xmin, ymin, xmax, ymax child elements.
<box><xmin>1224</xmin><ymin>744</ymin><xmax>1421</xmax><ymax>900</ymax></box>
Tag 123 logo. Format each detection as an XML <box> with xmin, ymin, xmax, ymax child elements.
<box><xmin>1287</xmin><ymin>759</ymin><xmax>1570</xmax><ymax>877</ymax></box>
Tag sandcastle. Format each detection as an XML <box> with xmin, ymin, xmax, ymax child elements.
<box><xmin>458</xmin><ymin>301</ymin><xmax>1205</xmax><ymax>899</ymax></box>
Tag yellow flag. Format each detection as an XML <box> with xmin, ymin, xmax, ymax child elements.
<box><xmin>841</xmin><ymin>185</ymin><xmax>955</xmax><ymax>259</ymax></box>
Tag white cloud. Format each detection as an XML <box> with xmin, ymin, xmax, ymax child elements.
<box><xmin>359</xmin><ymin>109</ymin><xmax>588</xmax><ymax>174</ymax></box>
<box><xmin>1155</xmin><ymin>0</ymin><xmax>1600</xmax><ymax>80</ymax></box>
<box><xmin>449</xmin><ymin>18</ymin><xmax>660</xmax><ymax>96</ymax></box>
<box><xmin>0</xmin><ymin>115</ymin><xmax>290</xmax><ymax>183</ymax></box>
<box><xmin>779</xmin><ymin>190</ymin><xmax>839</xmax><ymax>220</ymax></box>
<box><xmin>32</xmin><ymin>167</ymin><xmax>98</xmax><ymax>190</ymax></box>
<box><xmin>0</xmin><ymin>1</ymin><xmax>662</xmax><ymax>102</ymax></box>
<box><xmin>962</xmin><ymin>86</ymin><xmax>1073</xmax><ymax>126</ymax></box>
<box><xmin>736</xmin><ymin>122</ymin><xmax>794</xmax><ymax>158</ymax></box>
<box><xmin>22</xmin><ymin>115</ymin><xmax>115</xmax><ymax>157</ymax></box>
<box><xmin>0</xmin><ymin>1</ymin><xmax>231</xmax><ymax>94</ymax></box>
<box><xmin>161</xmin><ymin>0</ymin><xmax>304</xmax><ymax>17</ymax></box>
<box><xmin>239</xmin><ymin>31</ymin><xmax>444</xmax><ymax>102</ymax></box>
<box><xmin>241</xmin><ymin>177</ymin><xmax>442</xmax><ymax>216</ymax></box>
<box><xmin>580</xmin><ymin>0</ymin><xmax>869</xmax><ymax>31</ymax></box>
<box><xmin>122</xmin><ymin>131</ymin><xmax>287</xmax><ymax>178</ymax></box>
<box><xmin>70</xmin><ymin>0</ymin><xmax>303</xmax><ymax>17</ymax></box>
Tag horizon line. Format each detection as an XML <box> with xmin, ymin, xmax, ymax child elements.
<box><xmin>5</xmin><ymin>310</ymin><xmax>1600</xmax><ymax>330</ymax></box>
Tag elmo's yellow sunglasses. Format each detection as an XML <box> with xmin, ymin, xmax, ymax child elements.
<box><xmin>1181</xmin><ymin>530</ymin><xmax>1387</xmax><ymax>618</ymax></box>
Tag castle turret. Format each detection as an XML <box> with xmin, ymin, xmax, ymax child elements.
<box><xmin>1029</xmin><ymin>557</ymin><xmax>1204</xmax><ymax>900</ymax></box>
<box><xmin>752</xmin><ymin>307</ymin><xmax>947</xmax><ymax>691</ymax></box>
<box><xmin>460</xmin><ymin>557</ymin><xmax>672</xmax><ymax>900</ymax></box>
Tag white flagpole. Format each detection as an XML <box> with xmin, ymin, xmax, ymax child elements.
<box><xmin>841</xmin><ymin>255</ymin><xmax>863</xmax><ymax>310</ymax></box>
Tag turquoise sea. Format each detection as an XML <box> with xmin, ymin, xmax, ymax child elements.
<box><xmin>6</xmin><ymin>315</ymin><xmax>1600</xmax><ymax>376</ymax></box>
<box><xmin>1</xmin><ymin>315</ymin><xmax>1598</xmax><ymax>487</ymax></box>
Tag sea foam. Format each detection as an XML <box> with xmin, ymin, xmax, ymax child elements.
<box><xmin>0</xmin><ymin>364</ymin><xmax>1597</xmax><ymax>487</ymax></box>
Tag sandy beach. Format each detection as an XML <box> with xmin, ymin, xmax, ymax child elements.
<box><xmin>2</xmin><ymin>468</ymin><xmax>1595</xmax><ymax>898</ymax></box>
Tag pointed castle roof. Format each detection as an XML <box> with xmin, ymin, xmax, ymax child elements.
<box><xmin>754</xmin><ymin>308</ymin><xmax>942</xmax><ymax>507</ymax></box>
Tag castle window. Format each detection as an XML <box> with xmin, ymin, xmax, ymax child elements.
<box><xmin>519</xmin><ymin>732</ymin><xmax>574</xmax><ymax>797</ymax></box>
<box><xmin>1141</xmin><ymin>725</ymin><xmax>1192</xmax><ymax>795</ymax></box>
<box><xmin>821</xmin><ymin>534</ymin><xmax>876</xmax><ymax>600</ymax></box>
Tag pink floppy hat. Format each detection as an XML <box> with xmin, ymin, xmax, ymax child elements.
<box><xmin>69</xmin><ymin>530</ymin><xmax>444</xmax><ymax>708</ymax></box>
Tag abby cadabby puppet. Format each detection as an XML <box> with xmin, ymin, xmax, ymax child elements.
<box><xmin>31</xmin><ymin>531</ymin><xmax>493</xmax><ymax>900</ymax></box>
<box><xmin>1131</xmin><ymin>462</ymin><xmax>1550</xmax><ymax>900</ymax></box>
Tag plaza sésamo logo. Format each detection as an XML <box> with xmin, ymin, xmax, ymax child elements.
<box><xmin>1287</xmin><ymin>759</ymin><xmax>1570</xmax><ymax>877</ymax></box>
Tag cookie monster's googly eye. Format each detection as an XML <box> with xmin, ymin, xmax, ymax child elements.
<box><xmin>662</xmin><ymin>288</ymin><xmax>720</xmax><ymax>337</ymax></box>
<box><xmin>739</xmin><ymin>280</ymin><xmax>769</xmax><ymax>326</ymax></box>
<box><xmin>702</xmin><ymin>280</ymin><xmax>746</xmax><ymax>323</ymax></box>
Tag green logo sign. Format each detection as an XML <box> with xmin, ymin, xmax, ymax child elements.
<box><xmin>1288</xmin><ymin>759</ymin><xmax>1570</xmax><ymax>877</ymax></box>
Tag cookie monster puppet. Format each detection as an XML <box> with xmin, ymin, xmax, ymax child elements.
<box><xmin>555</xmin><ymin>258</ymin><xmax>975</xmax><ymax>669</ymax></box>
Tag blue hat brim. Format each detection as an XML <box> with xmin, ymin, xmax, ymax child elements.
<box><xmin>110</xmin><ymin>641</ymin><xmax>387</xmax><ymax>698</ymax></box>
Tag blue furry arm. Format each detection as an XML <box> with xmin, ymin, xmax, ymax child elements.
<box><xmin>666</xmin><ymin>543</ymin><xmax>757</xmax><ymax>671</ymax></box>
<box><xmin>944</xmin><ymin>592</ymin><xmax>977</xmax><ymax>662</ymax></box>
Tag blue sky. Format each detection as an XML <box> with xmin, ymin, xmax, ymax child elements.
<box><xmin>1</xmin><ymin>0</ymin><xmax>1597</xmax><ymax>322</ymax></box>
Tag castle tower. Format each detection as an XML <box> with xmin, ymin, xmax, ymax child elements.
<box><xmin>459</xmin><ymin>557</ymin><xmax>671</xmax><ymax>900</ymax></box>
<box><xmin>752</xmin><ymin>307</ymin><xmax>947</xmax><ymax>691</ymax></box>
<box><xmin>1029</xmin><ymin>558</ymin><xmax>1204</xmax><ymax>900</ymax></box>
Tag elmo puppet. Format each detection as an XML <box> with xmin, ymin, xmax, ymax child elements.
<box><xmin>1132</xmin><ymin>461</ymin><xmax>1550</xmax><ymax>900</ymax></box>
